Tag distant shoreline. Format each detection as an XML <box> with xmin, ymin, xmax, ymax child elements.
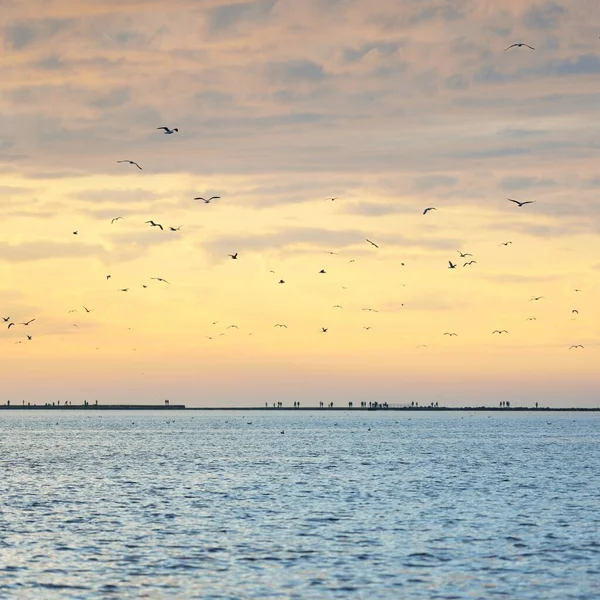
<box><xmin>1</xmin><ymin>405</ymin><xmax>599</xmax><ymax>412</ymax></box>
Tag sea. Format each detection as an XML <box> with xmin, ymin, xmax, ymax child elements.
<box><xmin>0</xmin><ymin>410</ymin><xmax>598</xmax><ymax>599</ymax></box>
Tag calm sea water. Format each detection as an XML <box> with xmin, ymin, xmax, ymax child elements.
<box><xmin>0</xmin><ymin>410</ymin><xmax>598</xmax><ymax>599</ymax></box>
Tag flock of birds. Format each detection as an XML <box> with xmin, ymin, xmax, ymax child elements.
<box><xmin>2</xmin><ymin>42</ymin><xmax>592</xmax><ymax>355</ymax></box>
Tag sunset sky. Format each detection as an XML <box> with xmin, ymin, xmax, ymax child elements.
<box><xmin>1</xmin><ymin>0</ymin><xmax>599</xmax><ymax>407</ymax></box>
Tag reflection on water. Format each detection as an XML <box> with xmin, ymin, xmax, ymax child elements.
<box><xmin>1</xmin><ymin>410</ymin><xmax>598</xmax><ymax>599</ymax></box>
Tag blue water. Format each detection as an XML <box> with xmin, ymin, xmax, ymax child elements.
<box><xmin>0</xmin><ymin>410</ymin><xmax>598</xmax><ymax>599</ymax></box>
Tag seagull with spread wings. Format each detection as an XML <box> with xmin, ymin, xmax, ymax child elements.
<box><xmin>145</xmin><ymin>220</ymin><xmax>163</xmax><ymax>230</ymax></box>
<box><xmin>194</xmin><ymin>196</ymin><xmax>220</xmax><ymax>203</ymax></box>
<box><xmin>507</xmin><ymin>198</ymin><xmax>536</xmax><ymax>207</ymax></box>
<box><xmin>157</xmin><ymin>126</ymin><xmax>178</xmax><ymax>134</ymax></box>
<box><xmin>117</xmin><ymin>160</ymin><xmax>142</xmax><ymax>170</ymax></box>
<box><xmin>366</xmin><ymin>239</ymin><xmax>379</xmax><ymax>248</ymax></box>
<box><xmin>423</xmin><ymin>207</ymin><xmax>437</xmax><ymax>215</ymax></box>
<box><xmin>505</xmin><ymin>43</ymin><xmax>535</xmax><ymax>51</ymax></box>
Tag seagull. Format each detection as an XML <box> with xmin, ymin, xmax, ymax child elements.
<box><xmin>463</xmin><ymin>261</ymin><xmax>477</xmax><ymax>267</ymax></box>
<box><xmin>569</xmin><ymin>345</ymin><xmax>584</xmax><ymax>349</ymax></box>
<box><xmin>366</xmin><ymin>239</ymin><xmax>379</xmax><ymax>248</ymax></box>
<box><xmin>119</xmin><ymin>288</ymin><xmax>129</xmax><ymax>292</ymax></box>
<box><xmin>362</xmin><ymin>308</ymin><xmax>379</xmax><ymax>313</ymax></box>
<box><xmin>530</xmin><ymin>296</ymin><xmax>544</xmax><ymax>301</ymax></box>
<box><xmin>169</xmin><ymin>226</ymin><xmax>182</xmax><ymax>232</ymax></box>
<box><xmin>572</xmin><ymin>309</ymin><xmax>579</xmax><ymax>314</ymax></box>
<box><xmin>21</xmin><ymin>319</ymin><xmax>36</xmax><ymax>326</ymax></box>
<box><xmin>157</xmin><ymin>126</ymin><xmax>178</xmax><ymax>134</ymax></box>
<box><xmin>321</xmin><ymin>328</ymin><xmax>328</xmax><ymax>333</ymax></box>
<box><xmin>526</xmin><ymin>317</ymin><xmax>537</xmax><ymax>321</ymax></box>
<box><xmin>2</xmin><ymin>317</ymin><xmax>10</xmax><ymax>322</ymax></box>
<box><xmin>332</xmin><ymin>305</ymin><xmax>343</xmax><ymax>309</ymax></box>
<box><xmin>507</xmin><ymin>198</ymin><xmax>536</xmax><ymax>207</ymax></box>
<box><xmin>228</xmin><ymin>253</ymin><xmax>238</xmax><ymax>260</ymax></box>
<box><xmin>194</xmin><ymin>196</ymin><xmax>220</xmax><ymax>203</ymax></box>
<box><xmin>26</xmin><ymin>335</ymin><xmax>32</xmax><ymax>341</ymax></box>
<box><xmin>492</xmin><ymin>330</ymin><xmax>508</xmax><ymax>334</ymax></box>
<box><xmin>363</xmin><ymin>326</ymin><xmax>372</xmax><ymax>330</ymax></box>
<box><xmin>73</xmin><ymin>231</ymin><xmax>78</xmax><ymax>235</ymax></box>
<box><xmin>448</xmin><ymin>261</ymin><xmax>456</xmax><ymax>269</ymax></box>
<box><xmin>325</xmin><ymin>251</ymin><xmax>338</xmax><ymax>255</ymax></box>
<box><xmin>151</xmin><ymin>278</ymin><xmax>170</xmax><ymax>284</ymax></box>
<box><xmin>274</xmin><ymin>324</ymin><xmax>288</xmax><ymax>328</ymax></box>
<box><xmin>278</xmin><ymin>279</ymin><xmax>285</xmax><ymax>284</ymax></box>
<box><xmin>319</xmin><ymin>269</ymin><xmax>326</xmax><ymax>274</ymax></box>
<box><xmin>500</xmin><ymin>241</ymin><xmax>513</xmax><ymax>246</ymax></box>
<box><xmin>145</xmin><ymin>220</ymin><xmax>163</xmax><ymax>230</ymax></box>
<box><xmin>111</xmin><ymin>217</ymin><xmax>123</xmax><ymax>224</ymax></box>
<box><xmin>7</xmin><ymin>323</ymin><xmax>15</xmax><ymax>329</ymax></box>
<box><xmin>458</xmin><ymin>251</ymin><xmax>473</xmax><ymax>258</ymax></box>
<box><xmin>117</xmin><ymin>160</ymin><xmax>142</xmax><ymax>170</ymax></box>
<box><xmin>324</xmin><ymin>197</ymin><xmax>338</xmax><ymax>201</ymax></box>
<box><xmin>444</xmin><ymin>332</ymin><xmax>458</xmax><ymax>336</ymax></box>
<box><xmin>205</xmin><ymin>336</ymin><xmax>214</xmax><ymax>340</ymax></box>
<box><xmin>348</xmin><ymin>259</ymin><xmax>355</xmax><ymax>263</ymax></box>
<box><xmin>83</xmin><ymin>306</ymin><xmax>93</xmax><ymax>313</ymax></box>
<box><xmin>106</xmin><ymin>275</ymin><xmax>111</xmax><ymax>280</ymax></box>
<box><xmin>227</xmin><ymin>325</ymin><xmax>239</xmax><ymax>329</ymax></box>
<box><xmin>574</xmin><ymin>289</ymin><xmax>582</xmax><ymax>292</ymax></box>
<box><xmin>423</xmin><ymin>207</ymin><xmax>437</xmax><ymax>215</ymax></box>
<box><xmin>505</xmin><ymin>43</ymin><xmax>535</xmax><ymax>51</ymax></box>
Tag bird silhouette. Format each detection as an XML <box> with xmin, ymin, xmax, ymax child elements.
<box><xmin>145</xmin><ymin>221</ymin><xmax>163</xmax><ymax>230</ymax></box>
<box><xmin>83</xmin><ymin>306</ymin><xmax>93</xmax><ymax>313</ymax></box>
<box><xmin>2</xmin><ymin>317</ymin><xmax>10</xmax><ymax>322</ymax></box>
<box><xmin>119</xmin><ymin>288</ymin><xmax>129</xmax><ymax>292</ymax></box>
<box><xmin>569</xmin><ymin>345</ymin><xmax>584</xmax><ymax>350</ymax></box>
<box><xmin>157</xmin><ymin>126</ymin><xmax>178</xmax><ymax>134</ymax></box>
<box><xmin>463</xmin><ymin>261</ymin><xmax>477</xmax><ymax>267</ymax></box>
<box><xmin>530</xmin><ymin>296</ymin><xmax>544</xmax><ymax>301</ymax></box>
<box><xmin>507</xmin><ymin>198</ymin><xmax>536</xmax><ymax>207</ymax></box>
<box><xmin>458</xmin><ymin>251</ymin><xmax>472</xmax><ymax>258</ymax></box>
<box><xmin>321</xmin><ymin>328</ymin><xmax>328</xmax><ymax>333</ymax></box>
<box><xmin>117</xmin><ymin>160</ymin><xmax>142</xmax><ymax>169</ymax></box>
<box><xmin>505</xmin><ymin>43</ymin><xmax>535</xmax><ymax>51</ymax></box>
<box><xmin>151</xmin><ymin>278</ymin><xmax>170</xmax><ymax>284</ymax></box>
<box><xmin>448</xmin><ymin>261</ymin><xmax>457</xmax><ymax>269</ymax></box>
<box><xmin>366</xmin><ymin>239</ymin><xmax>379</xmax><ymax>248</ymax></box>
<box><xmin>274</xmin><ymin>324</ymin><xmax>288</xmax><ymax>328</ymax></box>
<box><xmin>278</xmin><ymin>279</ymin><xmax>285</xmax><ymax>284</ymax></box>
<box><xmin>319</xmin><ymin>269</ymin><xmax>326</xmax><ymax>274</ymax></box>
<box><xmin>500</xmin><ymin>241</ymin><xmax>513</xmax><ymax>246</ymax></box>
<box><xmin>423</xmin><ymin>207</ymin><xmax>437</xmax><ymax>215</ymax></box>
<box><xmin>21</xmin><ymin>319</ymin><xmax>36</xmax><ymax>326</ymax></box>
<box><xmin>492</xmin><ymin>330</ymin><xmax>508</xmax><ymax>334</ymax></box>
<box><xmin>444</xmin><ymin>332</ymin><xmax>458</xmax><ymax>336</ymax></box>
<box><xmin>169</xmin><ymin>226</ymin><xmax>182</xmax><ymax>231</ymax></box>
<box><xmin>111</xmin><ymin>217</ymin><xmax>123</xmax><ymax>224</ymax></box>
<box><xmin>228</xmin><ymin>253</ymin><xmax>238</xmax><ymax>260</ymax></box>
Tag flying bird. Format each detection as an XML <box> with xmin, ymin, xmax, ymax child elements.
<box><xmin>7</xmin><ymin>323</ymin><xmax>15</xmax><ymax>329</ymax></box>
<box><xmin>227</xmin><ymin>325</ymin><xmax>239</xmax><ymax>329</ymax></box>
<box><xmin>106</xmin><ymin>275</ymin><xmax>111</xmax><ymax>280</ymax></box>
<box><xmin>278</xmin><ymin>279</ymin><xmax>285</xmax><ymax>284</ymax></box>
<box><xmin>21</xmin><ymin>319</ymin><xmax>36</xmax><ymax>326</ymax></box>
<box><xmin>119</xmin><ymin>288</ymin><xmax>129</xmax><ymax>292</ymax></box>
<box><xmin>458</xmin><ymin>251</ymin><xmax>472</xmax><ymax>258</ymax></box>
<box><xmin>169</xmin><ymin>226</ymin><xmax>182</xmax><ymax>232</ymax></box>
<box><xmin>157</xmin><ymin>126</ymin><xmax>178</xmax><ymax>134</ymax></box>
<box><xmin>526</xmin><ymin>317</ymin><xmax>537</xmax><ymax>321</ymax></box>
<box><xmin>228</xmin><ymin>253</ymin><xmax>238</xmax><ymax>260</ymax></box>
<box><xmin>423</xmin><ymin>207</ymin><xmax>437</xmax><ymax>215</ymax></box>
<box><xmin>348</xmin><ymin>259</ymin><xmax>355</xmax><ymax>263</ymax></box>
<box><xmin>507</xmin><ymin>198</ymin><xmax>536</xmax><ymax>207</ymax></box>
<box><xmin>500</xmin><ymin>241</ymin><xmax>513</xmax><ymax>246</ymax></box>
<box><xmin>362</xmin><ymin>308</ymin><xmax>379</xmax><ymax>313</ymax></box>
<box><xmin>325</xmin><ymin>251</ymin><xmax>338</xmax><ymax>255</ymax></box>
<box><xmin>448</xmin><ymin>261</ymin><xmax>456</xmax><ymax>269</ymax></box>
<box><xmin>572</xmin><ymin>309</ymin><xmax>579</xmax><ymax>314</ymax></box>
<box><xmin>505</xmin><ymin>43</ymin><xmax>535</xmax><ymax>51</ymax></box>
<box><xmin>530</xmin><ymin>296</ymin><xmax>544</xmax><ymax>301</ymax></box>
<box><xmin>492</xmin><ymin>330</ymin><xmax>508</xmax><ymax>334</ymax></box>
<box><xmin>569</xmin><ymin>345</ymin><xmax>584</xmax><ymax>350</ymax></box>
<box><xmin>111</xmin><ymin>217</ymin><xmax>123</xmax><ymax>224</ymax></box>
<box><xmin>463</xmin><ymin>261</ymin><xmax>477</xmax><ymax>267</ymax></box>
<box><xmin>194</xmin><ymin>196</ymin><xmax>220</xmax><ymax>203</ymax></box>
<box><xmin>321</xmin><ymin>328</ymin><xmax>328</xmax><ymax>333</ymax></box>
<box><xmin>332</xmin><ymin>305</ymin><xmax>343</xmax><ymax>309</ymax></box>
<box><xmin>324</xmin><ymin>197</ymin><xmax>338</xmax><ymax>201</ymax></box>
<box><xmin>26</xmin><ymin>335</ymin><xmax>32</xmax><ymax>341</ymax></box>
<box><xmin>145</xmin><ymin>221</ymin><xmax>163</xmax><ymax>230</ymax></box>
<box><xmin>117</xmin><ymin>160</ymin><xmax>142</xmax><ymax>170</ymax></box>
<box><xmin>319</xmin><ymin>269</ymin><xmax>326</xmax><ymax>274</ymax></box>
<box><xmin>2</xmin><ymin>317</ymin><xmax>10</xmax><ymax>322</ymax></box>
<box><xmin>363</xmin><ymin>327</ymin><xmax>372</xmax><ymax>330</ymax></box>
<box><xmin>274</xmin><ymin>324</ymin><xmax>288</xmax><ymax>328</ymax></box>
<box><xmin>366</xmin><ymin>239</ymin><xmax>379</xmax><ymax>248</ymax></box>
<box><xmin>83</xmin><ymin>306</ymin><xmax>93</xmax><ymax>313</ymax></box>
<box><xmin>73</xmin><ymin>231</ymin><xmax>78</xmax><ymax>235</ymax></box>
<box><xmin>151</xmin><ymin>278</ymin><xmax>170</xmax><ymax>284</ymax></box>
<box><xmin>444</xmin><ymin>332</ymin><xmax>458</xmax><ymax>336</ymax></box>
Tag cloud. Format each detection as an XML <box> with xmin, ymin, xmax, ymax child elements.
<box><xmin>414</xmin><ymin>175</ymin><xmax>458</xmax><ymax>190</ymax></box>
<box><xmin>0</xmin><ymin>240</ymin><xmax>104</xmax><ymax>262</ymax></box>
<box><xmin>343</xmin><ymin>201</ymin><xmax>414</xmax><ymax>217</ymax></box>
<box><xmin>3</xmin><ymin>18</ymin><xmax>73</xmax><ymax>50</ymax></box>
<box><xmin>267</xmin><ymin>60</ymin><xmax>327</xmax><ymax>83</ymax></box>
<box><xmin>522</xmin><ymin>1</ymin><xmax>567</xmax><ymax>30</ymax></box>
<box><xmin>500</xmin><ymin>176</ymin><xmax>557</xmax><ymax>191</ymax></box>
<box><xmin>206</xmin><ymin>0</ymin><xmax>278</xmax><ymax>33</ymax></box>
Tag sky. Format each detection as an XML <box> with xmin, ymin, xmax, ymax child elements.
<box><xmin>1</xmin><ymin>0</ymin><xmax>599</xmax><ymax>408</ymax></box>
